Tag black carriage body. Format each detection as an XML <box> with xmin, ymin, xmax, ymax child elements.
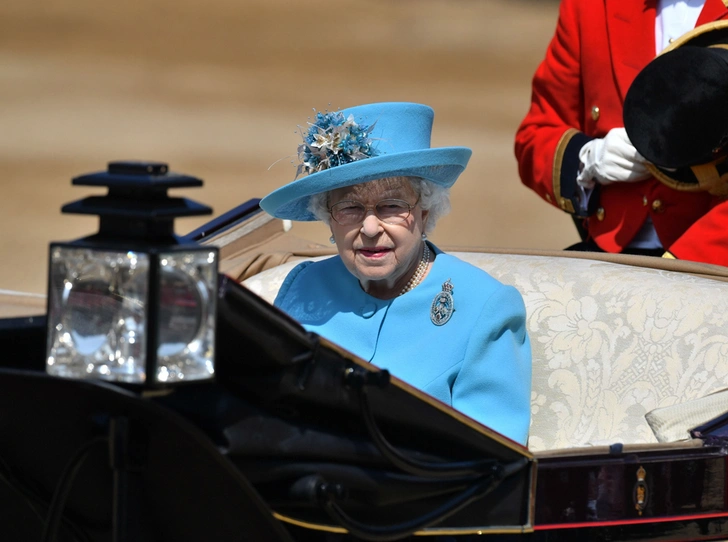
<box><xmin>530</xmin><ymin>445</ymin><xmax>728</xmax><ymax>542</ymax></box>
<box><xmin>3</xmin><ymin>191</ymin><xmax>728</xmax><ymax>541</ymax></box>
<box><xmin>3</xmin><ymin>274</ymin><xmax>728</xmax><ymax>541</ymax></box>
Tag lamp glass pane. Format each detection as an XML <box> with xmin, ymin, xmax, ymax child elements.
<box><xmin>47</xmin><ymin>247</ymin><xmax>149</xmax><ymax>383</ymax></box>
<box><xmin>156</xmin><ymin>250</ymin><xmax>217</xmax><ymax>383</ymax></box>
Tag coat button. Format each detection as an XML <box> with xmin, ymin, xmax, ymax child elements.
<box><xmin>591</xmin><ymin>106</ymin><xmax>600</xmax><ymax>121</ymax></box>
<box><xmin>652</xmin><ymin>199</ymin><xmax>664</xmax><ymax>213</ymax></box>
<box><xmin>596</xmin><ymin>207</ymin><xmax>605</xmax><ymax>221</ymax></box>
<box><xmin>642</xmin><ymin>196</ymin><xmax>648</xmax><ymax>206</ymax></box>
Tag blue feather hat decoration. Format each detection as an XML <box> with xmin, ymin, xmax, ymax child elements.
<box><xmin>296</xmin><ymin>110</ymin><xmax>379</xmax><ymax>177</ymax></box>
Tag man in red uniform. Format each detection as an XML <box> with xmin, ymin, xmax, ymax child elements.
<box><xmin>515</xmin><ymin>0</ymin><xmax>728</xmax><ymax>265</ymax></box>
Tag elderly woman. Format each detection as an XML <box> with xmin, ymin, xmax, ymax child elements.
<box><xmin>260</xmin><ymin>102</ymin><xmax>532</xmax><ymax>446</ymax></box>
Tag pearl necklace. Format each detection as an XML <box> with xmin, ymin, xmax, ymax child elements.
<box><xmin>399</xmin><ymin>243</ymin><xmax>430</xmax><ymax>296</ymax></box>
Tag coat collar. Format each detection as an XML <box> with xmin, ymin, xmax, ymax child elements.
<box><xmin>698</xmin><ymin>0</ymin><xmax>728</xmax><ymax>24</ymax></box>
<box><xmin>607</xmin><ymin>0</ymin><xmax>728</xmax><ymax>101</ymax></box>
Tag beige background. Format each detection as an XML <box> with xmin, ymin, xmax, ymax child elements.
<box><xmin>0</xmin><ymin>0</ymin><xmax>578</xmax><ymax>294</ymax></box>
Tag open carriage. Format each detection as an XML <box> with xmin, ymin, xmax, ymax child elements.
<box><xmin>2</xmin><ymin>164</ymin><xmax>728</xmax><ymax>541</ymax></box>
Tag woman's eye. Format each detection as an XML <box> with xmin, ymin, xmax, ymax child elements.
<box><xmin>339</xmin><ymin>204</ymin><xmax>361</xmax><ymax>212</ymax></box>
<box><xmin>380</xmin><ymin>202</ymin><xmax>407</xmax><ymax>210</ymax></box>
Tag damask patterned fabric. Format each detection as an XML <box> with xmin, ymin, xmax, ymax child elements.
<box><xmin>241</xmin><ymin>253</ymin><xmax>728</xmax><ymax>452</ymax></box>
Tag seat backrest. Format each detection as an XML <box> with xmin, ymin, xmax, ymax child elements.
<box><xmin>242</xmin><ymin>252</ymin><xmax>728</xmax><ymax>452</ymax></box>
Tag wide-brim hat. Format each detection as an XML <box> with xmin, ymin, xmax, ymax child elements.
<box><xmin>624</xmin><ymin>21</ymin><xmax>728</xmax><ymax>195</ymax></box>
<box><xmin>260</xmin><ymin>102</ymin><xmax>472</xmax><ymax>221</ymax></box>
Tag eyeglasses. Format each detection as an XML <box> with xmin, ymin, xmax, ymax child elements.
<box><xmin>328</xmin><ymin>198</ymin><xmax>419</xmax><ymax>226</ymax></box>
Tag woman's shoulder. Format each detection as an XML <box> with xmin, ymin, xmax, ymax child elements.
<box><xmin>275</xmin><ymin>256</ymin><xmax>349</xmax><ymax>305</ymax></box>
<box><xmin>427</xmin><ymin>251</ymin><xmax>527</xmax><ymax>328</ymax></box>
<box><xmin>435</xmin><ymin>251</ymin><xmax>505</xmax><ymax>287</ymax></box>
<box><xmin>289</xmin><ymin>255</ymin><xmax>343</xmax><ymax>278</ymax></box>
<box><xmin>433</xmin><ymin>251</ymin><xmax>525</xmax><ymax>306</ymax></box>
<box><xmin>285</xmin><ymin>256</ymin><xmax>345</xmax><ymax>284</ymax></box>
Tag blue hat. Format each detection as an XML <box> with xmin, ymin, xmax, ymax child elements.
<box><xmin>260</xmin><ymin>102</ymin><xmax>472</xmax><ymax>221</ymax></box>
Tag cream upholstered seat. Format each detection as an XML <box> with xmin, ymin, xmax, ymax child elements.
<box><xmin>241</xmin><ymin>252</ymin><xmax>728</xmax><ymax>452</ymax></box>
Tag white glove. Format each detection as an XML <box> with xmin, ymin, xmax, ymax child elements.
<box><xmin>576</xmin><ymin>127</ymin><xmax>650</xmax><ymax>189</ymax></box>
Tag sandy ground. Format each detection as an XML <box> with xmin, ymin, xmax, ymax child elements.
<box><xmin>0</xmin><ymin>0</ymin><xmax>577</xmax><ymax>294</ymax></box>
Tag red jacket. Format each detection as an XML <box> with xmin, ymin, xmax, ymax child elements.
<box><xmin>515</xmin><ymin>0</ymin><xmax>728</xmax><ymax>265</ymax></box>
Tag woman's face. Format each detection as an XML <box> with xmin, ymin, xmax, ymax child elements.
<box><xmin>328</xmin><ymin>178</ymin><xmax>429</xmax><ymax>299</ymax></box>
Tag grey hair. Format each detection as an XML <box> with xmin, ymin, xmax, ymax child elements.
<box><xmin>308</xmin><ymin>191</ymin><xmax>331</xmax><ymax>224</ymax></box>
<box><xmin>306</xmin><ymin>176</ymin><xmax>451</xmax><ymax>234</ymax></box>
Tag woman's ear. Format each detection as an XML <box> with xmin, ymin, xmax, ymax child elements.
<box><xmin>420</xmin><ymin>208</ymin><xmax>430</xmax><ymax>232</ymax></box>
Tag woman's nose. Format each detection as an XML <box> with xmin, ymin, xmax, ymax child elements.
<box><xmin>360</xmin><ymin>212</ymin><xmax>383</xmax><ymax>237</ymax></box>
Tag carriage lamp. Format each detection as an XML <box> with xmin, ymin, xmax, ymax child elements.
<box><xmin>46</xmin><ymin>161</ymin><xmax>218</xmax><ymax>388</ymax></box>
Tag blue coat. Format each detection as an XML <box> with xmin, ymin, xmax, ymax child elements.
<box><xmin>274</xmin><ymin>245</ymin><xmax>532</xmax><ymax>445</ymax></box>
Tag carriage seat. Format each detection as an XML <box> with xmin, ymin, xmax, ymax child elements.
<box><xmin>241</xmin><ymin>252</ymin><xmax>728</xmax><ymax>452</ymax></box>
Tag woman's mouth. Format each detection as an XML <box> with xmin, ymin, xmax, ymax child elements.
<box><xmin>358</xmin><ymin>247</ymin><xmax>391</xmax><ymax>259</ymax></box>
